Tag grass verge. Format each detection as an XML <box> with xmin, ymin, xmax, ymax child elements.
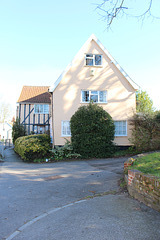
<box><xmin>129</xmin><ymin>152</ymin><xmax>160</xmax><ymax>178</ymax></box>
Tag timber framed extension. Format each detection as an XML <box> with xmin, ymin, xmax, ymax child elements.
<box><xmin>17</xmin><ymin>86</ymin><xmax>51</xmax><ymax>135</ymax></box>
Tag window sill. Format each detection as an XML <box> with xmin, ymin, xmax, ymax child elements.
<box><xmin>34</xmin><ymin>113</ymin><xmax>49</xmax><ymax>114</ymax></box>
<box><xmin>84</xmin><ymin>65</ymin><xmax>103</xmax><ymax>68</ymax></box>
<box><xmin>61</xmin><ymin>135</ymin><xmax>71</xmax><ymax>137</ymax></box>
<box><xmin>115</xmin><ymin>135</ymin><xmax>127</xmax><ymax>137</ymax></box>
<box><xmin>80</xmin><ymin>102</ymin><xmax>107</xmax><ymax>104</ymax></box>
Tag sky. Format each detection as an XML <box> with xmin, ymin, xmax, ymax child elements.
<box><xmin>0</xmin><ymin>0</ymin><xmax>160</xmax><ymax>120</ymax></box>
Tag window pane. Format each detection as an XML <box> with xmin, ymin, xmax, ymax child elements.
<box><xmin>44</xmin><ymin>105</ymin><xmax>49</xmax><ymax>114</ymax></box>
<box><xmin>90</xmin><ymin>94</ymin><xmax>98</xmax><ymax>102</ymax></box>
<box><xmin>67</xmin><ymin>122</ymin><xmax>71</xmax><ymax>135</ymax></box>
<box><xmin>82</xmin><ymin>91</ymin><xmax>89</xmax><ymax>102</ymax></box>
<box><xmin>40</xmin><ymin>105</ymin><xmax>43</xmax><ymax>113</ymax></box>
<box><xmin>34</xmin><ymin>125</ymin><xmax>38</xmax><ymax>133</ymax></box>
<box><xmin>62</xmin><ymin>121</ymin><xmax>71</xmax><ymax>136</ymax></box>
<box><xmin>35</xmin><ymin>105</ymin><xmax>39</xmax><ymax>113</ymax></box>
<box><xmin>91</xmin><ymin>91</ymin><xmax>98</xmax><ymax>95</ymax></box>
<box><xmin>62</xmin><ymin>121</ymin><xmax>67</xmax><ymax>135</ymax></box>
<box><xmin>99</xmin><ymin>91</ymin><xmax>107</xmax><ymax>102</ymax></box>
<box><xmin>114</xmin><ymin>121</ymin><xmax>127</xmax><ymax>136</ymax></box>
<box><xmin>86</xmin><ymin>54</ymin><xmax>93</xmax><ymax>57</ymax></box>
<box><xmin>95</xmin><ymin>55</ymin><xmax>102</xmax><ymax>65</ymax></box>
<box><xmin>86</xmin><ymin>58</ymin><xmax>93</xmax><ymax>66</ymax></box>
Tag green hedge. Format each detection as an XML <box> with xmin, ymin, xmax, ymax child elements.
<box><xmin>70</xmin><ymin>103</ymin><xmax>115</xmax><ymax>158</ymax></box>
<box><xmin>14</xmin><ymin>134</ymin><xmax>51</xmax><ymax>162</ymax></box>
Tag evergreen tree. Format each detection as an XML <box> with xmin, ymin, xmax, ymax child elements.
<box><xmin>12</xmin><ymin>118</ymin><xmax>26</xmax><ymax>144</ymax></box>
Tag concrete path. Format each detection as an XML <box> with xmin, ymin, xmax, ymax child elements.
<box><xmin>0</xmin><ymin>149</ymin><xmax>160</xmax><ymax>240</ymax></box>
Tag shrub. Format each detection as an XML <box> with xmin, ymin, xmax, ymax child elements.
<box><xmin>129</xmin><ymin>112</ymin><xmax>160</xmax><ymax>152</ymax></box>
<box><xmin>50</xmin><ymin>139</ymin><xmax>81</xmax><ymax>161</ymax></box>
<box><xmin>12</xmin><ymin>118</ymin><xmax>26</xmax><ymax>144</ymax></box>
<box><xmin>14</xmin><ymin>134</ymin><xmax>51</xmax><ymax>162</ymax></box>
<box><xmin>70</xmin><ymin>103</ymin><xmax>115</xmax><ymax>158</ymax></box>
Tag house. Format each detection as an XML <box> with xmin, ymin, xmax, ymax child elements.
<box><xmin>0</xmin><ymin>122</ymin><xmax>12</xmax><ymax>141</ymax></box>
<box><xmin>17</xmin><ymin>86</ymin><xmax>51</xmax><ymax>135</ymax></box>
<box><xmin>49</xmin><ymin>34</ymin><xmax>139</xmax><ymax>147</ymax></box>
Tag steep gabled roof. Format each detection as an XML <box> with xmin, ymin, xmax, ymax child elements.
<box><xmin>17</xmin><ymin>86</ymin><xmax>51</xmax><ymax>104</ymax></box>
<box><xmin>49</xmin><ymin>34</ymin><xmax>139</xmax><ymax>92</ymax></box>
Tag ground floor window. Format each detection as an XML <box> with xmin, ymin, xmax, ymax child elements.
<box><xmin>114</xmin><ymin>121</ymin><xmax>127</xmax><ymax>136</ymax></box>
<box><xmin>61</xmin><ymin>121</ymin><xmax>71</xmax><ymax>137</ymax></box>
<box><xmin>33</xmin><ymin>125</ymin><xmax>49</xmax><ymax>134</ymax></box>
<box><xmin>60</xmin><ymin>120</ymin><xmax>127</xmax><ymax>138</ymax></box>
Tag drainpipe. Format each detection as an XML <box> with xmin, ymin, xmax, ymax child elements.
<box><xmin>48</xmin><ymin>89</ymin><xmax>54</xmax><ymax>148</ymax></box>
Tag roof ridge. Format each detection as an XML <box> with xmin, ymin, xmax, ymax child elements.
<box><xmin>22</xmin><ymin>85</ymin><xmax>50</xmax><ymax>88</ymax></box>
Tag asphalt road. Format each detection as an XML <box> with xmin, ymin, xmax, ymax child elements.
<box><xmin>0</xmin><ymin>148</ymin><xmax>160</xmax><ymax>240</ymax></box>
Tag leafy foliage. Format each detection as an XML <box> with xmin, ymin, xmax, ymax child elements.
<box><xmin>136</xmin><ymin>90</ymin><xmax>154</xmax><ymax>113</ymax></box>
<box><xmin>14</xmin><ymin>134</ymin><xmax>51</xmax><ymax>162</ymax></box>
<box><xmin>12</xmin><ymin>118</ymin><xmax>26</xmax><ymax>144</ymax></box>
<box><xmin>70</xmin><ymin>103</ymin><xmax>115</xmax><ymax>158</ymax></box>
<box><xmin>50</xmin><ymin>139</ymin><xmax>81</xmax><ymax>161</ymax></box>
<box><xmin>113</xmin><ymin>146</ymin><xmax>139</xmax><ymax>157</ymax></box>
<box><xmin>129</xmin><ymin>112</ymin><xmax>160</xmax><ymax>152</ymax></box>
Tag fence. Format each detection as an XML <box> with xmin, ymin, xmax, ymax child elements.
<box><xmin>5</xmin><ymin>139</ymin><xmax>13</xmax><ymax>148</ymax></box>
<box><xmin>0</xmin><ymin>139</ymin><xmax>13</xmax><ymax>158</ymax></box>
<box><xmin>0</xmin><ymin>141</ymin><xmax>5</xmax><ymax>158</ymax></box>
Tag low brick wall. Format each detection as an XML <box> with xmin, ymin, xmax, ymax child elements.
<box><xmin>124</xmin><ymin>158</ymin><xmax>160</xmax><ymax>212</ymax></box>
<box><xmin>124</xmin><ymin>157</ymin><xmax>136</xmax><ymax>171</ymax></box>
<box><xmin>126</xmin><ymin>169</ymin><xmax>160</xmax><ymax>212</ymax></box>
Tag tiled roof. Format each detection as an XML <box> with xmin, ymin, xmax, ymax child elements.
<box><xmin>17</xmin><ymin>86</ymin><xmax>51</xmax><ymax>104</ymax></box>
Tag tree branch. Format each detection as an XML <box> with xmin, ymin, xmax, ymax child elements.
<box><xmin>95</xmin><ymin>0</ymin><xmax>160</xmax><ymax>28</ymax></box>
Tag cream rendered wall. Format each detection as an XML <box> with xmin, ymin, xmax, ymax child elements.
<box><xmin>52</xmin><ymin>40</ymin><xmax>136</xmax><ymax>146</ymax></box>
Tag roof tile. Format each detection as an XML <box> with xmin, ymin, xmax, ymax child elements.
<box><xmin>17</xmin><ymin>86</ymin><xmax>51</xmax><ymax>104</ymax></box>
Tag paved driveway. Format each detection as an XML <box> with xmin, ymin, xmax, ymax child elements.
<box><xmin>0</xmin><ymin>149</ymin><xmax>160</xmax><ymax>240</ymax></box>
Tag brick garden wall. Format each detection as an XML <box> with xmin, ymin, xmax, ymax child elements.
<box><xmin>124</xmin><ymin>162</ymin><xmax>160</xmax><ymax>212</ymax></box>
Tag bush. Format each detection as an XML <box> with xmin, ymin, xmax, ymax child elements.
<box><xmin>50</xmin><ymin>139</ymin><xmax>81</xmax><ymax>161</ymax></box>
<box><xmin>129</xmin><ymin>112</ymin><xmax>160</xmax><ymax>152</ymax></box>
<box><xmin>70</xmin><ymin>103</ymin><xmax>115</xmax><ymax>158</ymax></box>
<box><xmin>12</xmin><ymin>118</ymin><xmax>26</xmax><ymax>144</ymax></box>
<box><xmin>14</xmin><ymin>134</ymin><xmax>51</xmax><ymax>162</ymax></box>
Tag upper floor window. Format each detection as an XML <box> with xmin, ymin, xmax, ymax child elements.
<box><xmin>85</xmin><ymin>54</ymin><xmax>102</xmax><ymax>66</ymax></box>
<box><xmin>34</xmin><ymin>104</ymin><xmax>49</xmax><ymax>114</ymax></box>
<box><xmin>114</xmin><ymin>121</ymin><xmax>127</xmax><ymax>136</ymax></box>
<box><xmin>81</xmin><ymin>90</ymin><xmax>107</xmax><ymax>103</ymax></box>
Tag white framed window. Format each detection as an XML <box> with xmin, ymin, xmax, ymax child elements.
<box><xmin>61</xmin><ymin>121</ymin><xmax>71</xmax><ymax>137</ymax></box>
<box><xmin>114</xmin><ymin>121</ymin><xmax>127</xmax><ymax>136</ymax></box>
<box><xmin>85</xmin><ymin>54</ymin><xmax>102</xmax><ymax>66</ymax></box>
<box><xmin>81</xmin><ymin>90</ymin><xmax>107</xmax><ymax>103</ymax></box>
<box><xmin>34</xmin><ymin>104</ymin><xmax>49</xmax><ymax>114</ymax></box>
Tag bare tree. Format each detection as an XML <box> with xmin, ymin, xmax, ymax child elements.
<box><xmin>96</xmin><ymin>0</ymin><xmax>160</xmax><ymax>28</ymax></box>
<box><xmin>0</xmin><ymin>103</ymin><xmax>11</xmax><ymax>123</ymax></box>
